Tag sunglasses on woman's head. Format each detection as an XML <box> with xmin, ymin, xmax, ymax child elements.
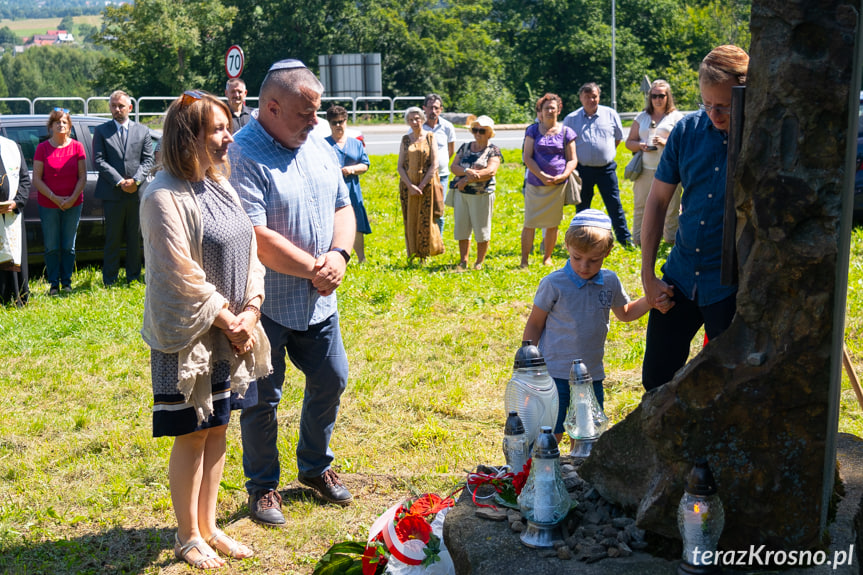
<box><xmin>180</xmin><ymin>90</ymin><xmax>204</xmax><ymax>108</ymax></box>
<box><xmin>471</xmin><ymin>127</ymin><xmax>487</xmax><ymax>134</ymax></box>
<box><xmin>53</xmin><ymin>107</ymin><xmax>70</xmax><ymax>114</ymax></box>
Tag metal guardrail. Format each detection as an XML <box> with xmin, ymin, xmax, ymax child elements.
<box><xmin>32</xmin><ymin>96</ymin><xmax>87</xmax><ymax>115</ymax></box>
<box><xmin>0</xmin><ymin>94</ymin><xmax>434</xmax><ymax>124</ymax></box>
<box><xmin>0</xmin><ymin>97</ymin><xmax>35</xmax><ymax>115</ymax></box>
<box><xmin>0</xmin><ymin>95</ymin><xmax>262</xmax><ymax>123</ymax></box>
<box><xmin>354</xmin><ymin>96</ymin><xmax>392</xmax><ymax>123</ymax></box>
<box><xmin>0</xmin><ymin>95</ymin><xmax>665</xmax><ymax>124</ymax></box>
<box><xmin>392</xmin><ymin>96</ymin><xmax>426</xmax><ymax>123</ymax></box>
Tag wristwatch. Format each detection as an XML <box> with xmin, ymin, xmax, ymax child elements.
<box><xmin>329</xmin><ymin>247</ymin><xmax>351</xmax><ymax>264</ymax></box>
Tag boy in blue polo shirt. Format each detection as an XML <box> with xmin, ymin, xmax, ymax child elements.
<box><xmin>523</xmin><ymin>209</ymin><xmax>667</xmax><ymax>439</ymax></box>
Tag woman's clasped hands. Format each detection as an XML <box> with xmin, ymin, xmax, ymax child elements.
<box><xmin>538</xmin><ymin>170</ymin><xmax>564</xmax><ymax>186</ymax></box>
<box><xmin>221</xmin><ymin>309</ymin><xmax>258</xmax><ymax>355</ymax></box>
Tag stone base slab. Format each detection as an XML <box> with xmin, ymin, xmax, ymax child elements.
<box><xmin>444</xmin><ymin>433</ymin><xmax>863</xmax><ymax>574</ymax></box>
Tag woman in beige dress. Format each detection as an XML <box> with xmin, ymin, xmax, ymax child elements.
<box><xmin>624</xmin><ymin>79</ymin><xmax>685</xmax><ymax>246</ymax></box>
<box><xmin>397</xmin><ymin>106</ymin><xmax>444</xmax><ymax>261</ymax></box>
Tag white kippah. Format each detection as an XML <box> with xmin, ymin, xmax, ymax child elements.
<box><xmin>569</xmin><ymin>209</ymin><xmax>612</xmax><ymax>230</ymax></box>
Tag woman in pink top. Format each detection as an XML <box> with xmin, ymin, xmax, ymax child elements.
<box><xmin>32</xmin><ymin>108</ymin><xmax>86</xmax><ymax>295</ymax></box>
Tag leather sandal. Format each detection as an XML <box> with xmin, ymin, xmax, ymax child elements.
<box><xmin>174</xmin><ymin>533</ymin><xmax>221</xmax><ymax>569</ymax></box>
<box><xmin>207</xmin><ymin>530</ymin><xmax>253</xmax><ymax>559</ymax></box>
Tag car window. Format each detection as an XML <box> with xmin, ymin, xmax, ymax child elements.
<box><xmin>4</xmin><ymin>124</ymin><xmax>80</xmax><ymax>167</ymax></box>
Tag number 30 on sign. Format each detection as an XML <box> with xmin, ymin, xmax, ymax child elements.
<box><xmin>225</xmin><ymin>45</ymin><xmax>244</xmax><ymax>79</ymax></box>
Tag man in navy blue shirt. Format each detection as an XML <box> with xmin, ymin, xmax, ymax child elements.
<box><xmin>640</xmin><ymin>45</ymin><xmax>750</xmax><ymax>391</ymax></box>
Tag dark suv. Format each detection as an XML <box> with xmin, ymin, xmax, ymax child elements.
<box><xmin>1</xmin><ymin>114</ymin><xmax>160</xmax><ymax>266</ymax></box>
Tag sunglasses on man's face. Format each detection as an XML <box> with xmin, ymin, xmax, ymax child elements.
<box><xmin>471</xmin><ymin>127</ymin><xmax>487</xmax><ymax>135</ymax></box>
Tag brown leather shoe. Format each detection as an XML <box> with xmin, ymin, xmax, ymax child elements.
<box><xmin>248</xmin><ymin>489</ymin><xmax>285</xmax><ymax>526</ymax></box>
<box><xmin>298</xmin><ymin>469</ymin><xmax>353</xmax><ymax>506</ymax></box>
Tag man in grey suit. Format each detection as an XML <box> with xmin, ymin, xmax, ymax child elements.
<box><xmin>93</xmin><ymin>90</ymin><xmax>154</xmax><ymax>286</ymax></box>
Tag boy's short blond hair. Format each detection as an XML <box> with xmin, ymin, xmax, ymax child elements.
<box><xmin>565</xmin><ymin>224</ymin><xmax>614</xmax><ymax>254</ymax></box>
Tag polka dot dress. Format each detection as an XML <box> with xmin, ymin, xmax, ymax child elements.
<box><xmin>152</xmin><ymin>178</ymin><xmax>256</xmax><ymax>437</ymax></box>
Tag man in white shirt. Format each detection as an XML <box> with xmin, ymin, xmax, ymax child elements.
<box><xmin>422</xmin><ymin>93</ymin><xmax>455</xmax><ymax>235</ymax></box>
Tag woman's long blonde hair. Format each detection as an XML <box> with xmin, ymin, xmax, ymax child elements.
<box><xmin>160</xmin><ymin>91</ymin><xmax>232</xmax><ymax>181</ymax></box>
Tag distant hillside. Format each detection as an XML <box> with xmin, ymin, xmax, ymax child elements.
<box><xmin>0</xmin><ymin>0</ymin><xmax>108</xmax><ymax>20</ymax></box>
<box><xmin>0</xmin><ymin>15</ymin><xmax>101</xmax><ymax>39</ymax></box>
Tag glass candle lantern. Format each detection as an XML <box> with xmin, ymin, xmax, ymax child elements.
<box><xmin>503</xmin><ymin>411</ymin><xmax>529</xmax><ymax>475</ymax></box>
<box><xmin>517</xmin><ymin>426</ymin><xmax>572</xmax><ymax>548</ymax></box>
<box><xmin>562</xmin><ymin>359</ymin><xmax>608</xmax><ymax>458</ymax></box>
<box><xmin>504</xmin><ymin>341</ymin><xmax>559</xmax><ymax>450</ymax></box>
<box><xmin>677</xmin><ymin>458</ymin><xmax>724</xmax><ymax>575</ymax></box>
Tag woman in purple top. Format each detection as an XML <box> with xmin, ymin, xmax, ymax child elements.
<box><xmin>521</xmin><ymin>93</ymin><xmax>578</xmax><ymax>268</ymax></box>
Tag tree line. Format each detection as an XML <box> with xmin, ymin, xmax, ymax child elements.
<box><xmin>0</xmin><ymin>0</ymin><xmax>750</xmax><ymax>121</ymax></box>
<box><xmin>0</xmin><ymin>0</ymin><xmax>103</xmax><ymax>20</ymax></box>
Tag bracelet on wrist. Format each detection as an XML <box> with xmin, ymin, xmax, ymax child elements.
<box><xmin>243</xmin><ymin>304</ymin><xmax>261</xmax><ymax>321</ymax></box>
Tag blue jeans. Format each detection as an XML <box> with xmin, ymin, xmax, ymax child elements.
<box><xmin>642</xmin><ymin>282</ymin><xmax>736</xmax><ymax>391</ymax></box>
<box><xmin>241</xmin><ymin>312</ymin><xmax>349</xmax><ymax>494</ymax></box>
<box><xmin>576</xmin><ymin>162</ymin><xmax>631</xmax><ymax>245</ymax></box>
<box><xmin>553</xmin><ymin>377</ymin><xmax>605</xmax><ymax>434</ymax></box>
<box><xmin>39</xmin><ymin>204</ymin><xmax>82</xmax><ymax>288</ymax></box>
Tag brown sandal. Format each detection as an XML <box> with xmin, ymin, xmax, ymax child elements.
<box><xmin>207</xmin><ymin>530</ymin><xmax>254</xmax><ymax>559</ymax></box>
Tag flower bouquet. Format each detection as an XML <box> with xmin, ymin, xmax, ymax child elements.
<box><xmin>465</xmin><ymin>459</ymin><xmax>531</xmax><ymax>509</ymax></box>
<box><xmin>313</xmin><ymin>493</ymin><xmax>456</xmax><ymax>575</ymax></box>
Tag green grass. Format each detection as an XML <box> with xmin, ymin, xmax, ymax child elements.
<box><xmin>1</xmin><ymin>146</ymin><xmax>862</xmax><ymax>574</ymax></box>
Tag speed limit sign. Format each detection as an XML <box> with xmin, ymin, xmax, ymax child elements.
<box><xmin>225</xmin><ymin>45</ymin><xmax>244</xmax><ymax>78</ymax></box>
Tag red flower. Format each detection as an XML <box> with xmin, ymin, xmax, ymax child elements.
<box><xmin>361</xmin><ymin>540</ymin><xmax>388</xmax><ymax>575</ymax></box>
<box><xmin>408</xmin><ymin>493</ymin><xmax>455</xmax><ymax>517</ymax></box>
<box><xmin>512</xmin><ymin>458</ymin><xmax>532</xmax><ymax>495</ymax></box>
<box><xmin>394</xmin><ymin>513</ymin><xmax>433</xmax><ymax>544</ymax></box>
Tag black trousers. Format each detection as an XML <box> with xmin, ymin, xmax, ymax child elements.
<box><xmin>642</xmin><ymin>281</ymin><xmax>736</xmax><ymax>391</ymax></box>
<box><xmin>102</xmin><ymin>194</ymin><xmax>142</xmax><ymax>285</ymax></box>
<box><xmin>576</xmin><ymin>162</ymin><xmax>631</xmax><ymax>246</ymax></box>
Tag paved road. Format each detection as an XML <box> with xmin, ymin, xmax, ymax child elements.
<box><xmin>358</xmin><ymin>124</ymin><xmax>528</xmax><ymax>156</ymax></box>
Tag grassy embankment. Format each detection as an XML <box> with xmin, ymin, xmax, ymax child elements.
<box><xmin>1</xmin><ymin>144</ymin><xmax>862</xmax><ymax>574</ymax></box>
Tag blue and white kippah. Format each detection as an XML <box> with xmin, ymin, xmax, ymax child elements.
<box><xmin>569</xmin><ymin>209</ymin><xmax>612</xmax><ymax>230</ymax></box>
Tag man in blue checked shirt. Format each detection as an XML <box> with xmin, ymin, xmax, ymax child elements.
<box><xmin>229</xmin><ymin>59</ymin><xmax>357</xmax><ymax>526</ymax></box>
<box><xmin>563</xmin><ymin>82</ymin><xmax>633</xmax><ymax>248</ymax></box>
